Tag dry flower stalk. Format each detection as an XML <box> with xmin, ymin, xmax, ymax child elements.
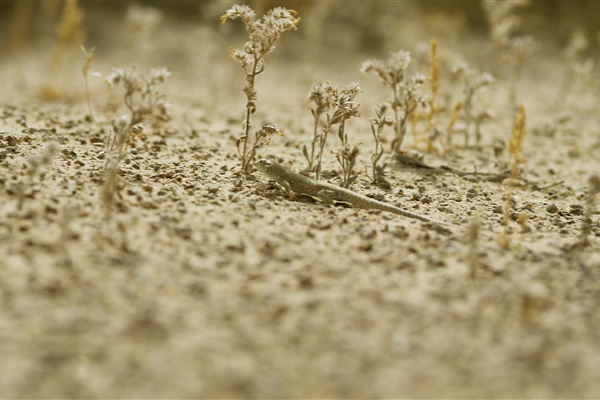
<box><xmin>246</xmin><ymin>123</ymin><xmax>284</xmax><ymax>171</ymax></box>
<box><xmin>103</xmin><ymin>65</ymin><xmax>171</xmax><ymax>219</ymax></box>
<box><xmin>453</xmin><ymin>63</ymin><xmax>494</xmax><ymax>147</ymax></box>
<box><xmin>81</xmin><ymin>45</ymin><xmax>98</xmax><ymax>123</ymax></box>
<box><xmin>221</xmin><ymin>4</ymin><xmax>300</xmax><ymax>174</ymax></box>
<box><xmin>304</xmin><ymin>83</ymin><xmax>330</xmax><ymax>172</ymax></box>
<box><xmin>317</xmin><ymin>82</ymin><xmax>361</xmax><ymax>186</ymax></box>
<box><xmin>361</xmin><ymin>51</ymin><xmax>427</xmax><ymax>155</ymax></box>
<box><xmin>368</xmin><ymin>103</ymin><xmax>394</xmax><ymax>188</ymax></box>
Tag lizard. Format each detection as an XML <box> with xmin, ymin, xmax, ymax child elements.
<box><xmin>255</xmin><ymin>158</ymin><xmax>452</xmax><ymax>226</ymax></box>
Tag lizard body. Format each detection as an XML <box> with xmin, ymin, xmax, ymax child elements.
<box><xmin>255</xmin><ymin>159</ymin><xmax>451</xmax><ymax>226</ymax></box>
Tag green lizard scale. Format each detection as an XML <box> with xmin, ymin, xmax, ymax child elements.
<box><xmin>255</xmin><ymin>159</ymin><xmax>451</xmax><ymax>226</ymax></box>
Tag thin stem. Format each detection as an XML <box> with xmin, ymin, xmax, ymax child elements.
<box><xmin>241</xmin><ymin>59</ymin><xmax>258</xmax><ymax>173</ymax></box>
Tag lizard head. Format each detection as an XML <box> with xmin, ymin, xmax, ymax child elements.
<box><xmin>255</xmin><ymin>158</ymin><xmax>274</xmax><ymax>172</ymax></box>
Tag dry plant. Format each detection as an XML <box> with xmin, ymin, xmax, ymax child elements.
<box><xmin>367</xmin><ymin>103</ymin><xmax>394</xmax><ymax>189</ymax></box>
<box><xmin>81</xmin><ymin>45</ymin><xmax>98</xmax><ymax>124</ymax></box>
<box><xmin>303</xmin><ymin>83</ymin><xmax>330</xmax><ymax>172</ymax></box>
<box><xmin>361</xmin><ymin>51</ymin><xmax>427</xmax><ymax>155</ymax></box>
<box><xmin>245</xmin><ymin>123</ymin><xmax>284</xmax><ymax>171</ymax></box>
<box><xmin>482</xmin><ymin>0</ymin><xmax>530</xmax><ymax>69</ymax></box>
<box><xmin>102</xmin><ymin>66</ymin><xmax>171</xmax><ymax>219</ymax></box>
<box><xmin>17</xmin><ymin>141</ymin><xmax>59</xmax><ymax>211</ymax></box>
<box><xmin>41</xmin><ymin>0</ymin><xmax>86</xmax><ymax>99</ymax></box>
<box><xmin>452</xmin><ymin>63</ymin><xmax>494</xmax><ymax>147</ymax></box>
<box><xmin>316</xmin><ymin>82</ymin><xmax>361</xmax><ymax>186</ymax></box>
<box><xmin>221</xmin><ymin>4</ymin><xmax>300</xmax><ymax>174</ymax></box>
<box><xmin>498</xmin><ymin>105</ymin><xmax>526</xmax><ymax>249</ymax></box>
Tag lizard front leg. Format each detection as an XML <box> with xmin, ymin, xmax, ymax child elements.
<box><xmin>315</xmin><ymin>188</ymin><xmax>336</xmax><ymax>206</ymax></box>
<box><xmin>277</xmin><ymin>179</ymin><xmax>296</xmax><ymax>200</ymax></box>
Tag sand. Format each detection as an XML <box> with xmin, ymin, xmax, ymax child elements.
<box><xmin>1</xmin><ymin>2</ymin><xmax>600</xmax><ymax>397</ymax></box>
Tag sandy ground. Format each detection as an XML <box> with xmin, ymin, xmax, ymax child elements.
<box><xmin>1</xmin><ymin>3</ymin><xmax>600</xmax><ymax>398</ymax></box>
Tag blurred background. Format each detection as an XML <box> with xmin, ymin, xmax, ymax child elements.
<box><xmin>2</xmin><ymin>1</ymin><xmax>600</xmax><ymax>55</ymax></box>
<box><xmin>0</xmin><ymin>0</ymin><xmax>598</xmax><ymax>114</ymax></box>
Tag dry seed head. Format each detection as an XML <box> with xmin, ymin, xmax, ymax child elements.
<box><xmin>371</xmin><ymin>103</ymin><xmax>394</xmax><ymax>126</ymax></box>
<box><xmin>361</xmin><ymin>50</ymin><xmax>412</xmax><ymax>87</ymax></box>
<box><xmin>324</xmin><ymin>82</ymin><xmax>361</xmax><ymax>124</ymax></box>
<box><xmin>80</xmin><ymin>45</ymin><xmax>97</xmax><ymax>74</ymax></box>
<box><xmin>222</xmin><ymin>4</ymin><xmax>299</xmax><ymax>65</ymax></box>
<box><xmin>307</xmin><ymin>83</ymin><xmax>330</xmax><ymax>115</ymax></box>
<box><xmin>105</xmin><ymin>65</ymin><xmax>171</xmax><ymax>123</ymax></box>
<box><xmin>258</xmin><ymin>123</ymin><xmax>283</xmax><ymax>142</ymax></box>
<box><xmin>221</xmin><ymin>4</ymin><xmax>256</xmax><ymax>26</ymax></box>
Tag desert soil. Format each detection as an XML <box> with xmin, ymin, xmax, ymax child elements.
<box><xmin>1</xmin><ymin>2</ymin><xmax>600</xmax><ymax>398</ymax></box>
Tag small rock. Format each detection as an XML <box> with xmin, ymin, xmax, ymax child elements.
<box><xmin>569</xmin><ymin>204</ymin><xmax>583</xmax><ymax>215</ymax></box>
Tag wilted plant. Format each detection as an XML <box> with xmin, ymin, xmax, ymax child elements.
<box><xmin>367</xmin><ymin>103</ymin><xmax>394</xmax><ymax>188</ymax></box>
<box><xmin>361</xmin><ymin>50</ymin><xmax>427</xmax><ymax>155</ymax></box>
<box><xmin>81</xmin><ymin>45</ymin><xmax>98</xmax><ymax>123</ymax></box>
<box><xmin>17</xmin><ymin>141</ymin><xmax>59</xmax><ymax>210</ymax></box>
<box><xmin>507</xmin><ymin>105</ymin><xmax>527</xmax><ymax>181</ymax></box>
<box><xmin>221</xmin><ymin>4</ymin><xmax>300</xmax><ymax>174</ymax></box>
<box><xmin>303</xmin><ymin>82</ymin><xmax>330</xmax><ymax>172</ymax></box>
<box><xmin>317</xmin><ymin>82</ymin><xmax>361</xmax><ymax>186</ymax></box>
<box><xmin>452</xmin><ymin>63</ymin><xmax>494</xmax><ymax>147</ymax></box>
<box><xmin>103</xmin><ymin>65</ymin><xmax>171</xmax><ymax>218</ymax></box>
<box><xmin>246</xmin><ymin>123</ymin><xmax>283</xmax><ymax>169</ymax></box>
